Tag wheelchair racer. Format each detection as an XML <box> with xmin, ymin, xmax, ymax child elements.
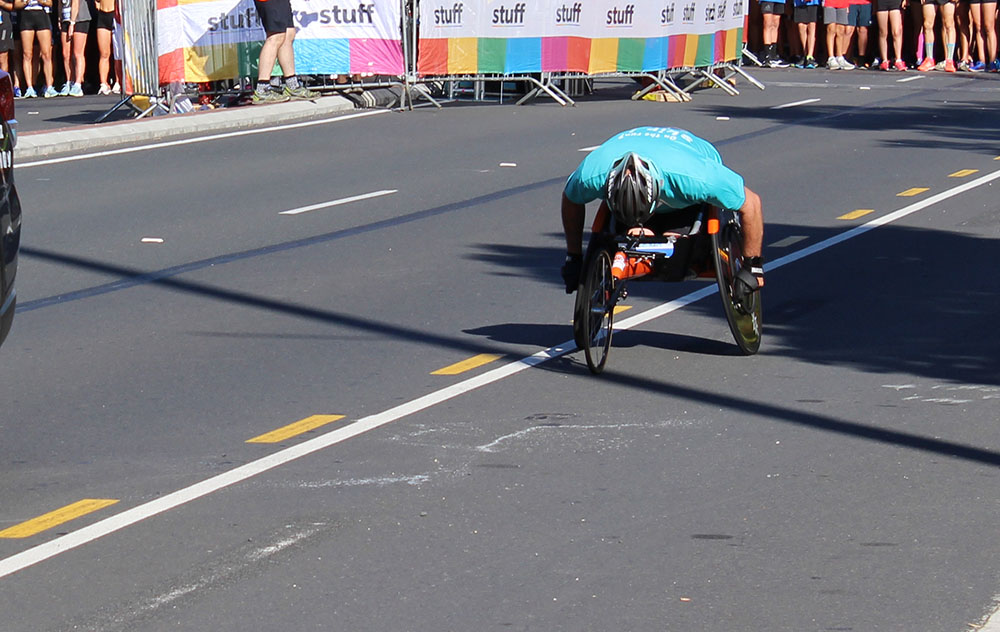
<box><xmin>560</xmin><ymin>126</ymin><xmax>764</xmax><ymax>294</ymax></box>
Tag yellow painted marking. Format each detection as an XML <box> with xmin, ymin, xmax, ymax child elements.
<box><xmin>613</xmin><ymin>305</ymin><xmax>633</xmax><ymax>315</ymax></box>
<box><xmin>838</xmin><ymin>209</ymin><xmax>875</xmax><ymax>220</ymax></box>
<box><xmin>0</xmin><ymin>499</ymin><xmax>119</xmax><ymax>539</ymax></box>
<box><xmin>247</xmin><ymin>415</ymin><xmax>346</xmax><ymax>443</ymax></box>
<box><xmin>897</xmin><ymin>187</ymin><xmax>929</xmax><ymax>197</ymax></box>
<box><xmin>948</xmin><ymin>169</ymin><xmax>978</xmax><ymax>178</ymax></box>
<box><xmin>431</xmin><ymin>354</ymin><xmax>501</xmax><ymax>376</ymax></box>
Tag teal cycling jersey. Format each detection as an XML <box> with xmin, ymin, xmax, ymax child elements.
<box><xmin>564</xmin><ymin>127</ymin><xmax>746</xmax><ymax>212</ymax></box>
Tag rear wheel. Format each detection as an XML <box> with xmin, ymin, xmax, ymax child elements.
<box><xmin>712</xmin><ymin>215</ymin><xmax>762</xmax><ymax>355</ymax></box>
<box><xmin>579</xmin><ymin>249</ymin><xmax>615</xmax><ymax>373</ymax></box>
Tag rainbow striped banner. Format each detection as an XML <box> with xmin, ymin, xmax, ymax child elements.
<box><xmin>417</xmin><ymin>0</ymin><xmax>745</xmax><ymax>76</ymax></box>
<box><xmin>157</xmin><ymin>0</ymin><xmax>404</xmax><ymax>84</ymax></box>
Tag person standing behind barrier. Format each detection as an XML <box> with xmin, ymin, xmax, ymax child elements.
<box><xmin>15</xmin><ymin>0</ymin><xmax>55</xmax><ymax>97</ymax></box>
<box><xmin>846</xmin><ymin>0</ymin><xmax>872</xmax><ymax>65</ymax></box>
<box><xmin>0</xmin><ymin>0</ymin><xmax>15</xmax><ymax>89</ymax></box>
<box><xmin>251</xmin><ymin>0</ymin><xmax>317</xmax><ymax>104</ymax></box>
<box><xmin>970</xmin><ymin>0</ymin><xmax>996</xmax><ymax>70</ymax></box>
<box><xmin>876</xmin><ymin>0</ymin><xmax>908</xmax><ymax>69</ymax></box>
<box><xmin>917</xmin><ymin>0</ymin><xmax>958</xmax><ymax>70</ymax></box>
<box><xmin>58</xmin><ymin>0</ymin><xmax>88</xmax><ymax>96</ymax></box>
<box><xmin>793</xmin><ymin>0</ymin><xmax>821</xmax><ymax>66</ymax></box>
<box><xmin>94</xmin><ymin>0</ymin><xmax>114</xmax><ymax>93</ymax></box>
<box><xmin>759</xmin><ymin>0</ymin><xmax>790</xmax><ymax>66</ymax></box>
<box><xmin>824</xmin><ymin>0</ymin><xmax>856</xmax><ymax>68</ymax></box>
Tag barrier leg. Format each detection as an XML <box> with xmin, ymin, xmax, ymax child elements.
<box><xmin>724</xmin><ymin>63</ymin><xmax>766</xmax><ymax>90</ymax></box>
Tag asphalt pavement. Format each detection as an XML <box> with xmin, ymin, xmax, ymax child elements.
<box><xmin>14</xmin><ymin>90</ymin><xmax>360</xmax><ymax>161</ymax></box>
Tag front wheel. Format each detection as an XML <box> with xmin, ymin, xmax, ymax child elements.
<box><xmin>712</xmin><ymin>216</ymin><xmax>762</xmax><ymax>355</ymax></box>
<box><xmin>579</xmin><ymin>249</ymin><xmax>615</xmax><ymax>373</ymax></box>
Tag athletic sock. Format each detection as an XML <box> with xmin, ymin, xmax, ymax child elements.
<box><xmin>255</xmin><ymin>80</ymin><xmax>270</xmax><ymax>95</ymax></box>
<box><xmin>946</xmin><ymin>43</ymin><xmax>956</xmax><ymax>60</ymax></box>
<box><xmin>284</xmin><ymin>75</ymin><xmax>301</xmax><ymax>90</ymax></box>
<box><xmin>925</xmin><ymin>41</ymin><xmax>934</xmax><ymax>60</ymax></box>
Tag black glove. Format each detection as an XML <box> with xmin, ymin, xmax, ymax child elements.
<box><xmin>560</xmin><ymin>253</ymin><xmax>583</xmax><ymax>294</ymax></box>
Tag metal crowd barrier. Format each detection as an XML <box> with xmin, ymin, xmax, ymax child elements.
<box><xmin>97</xmin><ymin>0</ymin><xmax>167</xmax><ymax>122</ymax></box>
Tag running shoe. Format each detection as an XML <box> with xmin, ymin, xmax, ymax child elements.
<box><xmin>917</xmin><ymin>57</ymin><xmax>936</xmax><ymax>71</ymax></box>
<box><xmin>69</xmin><ymin>83</ymin><xmax>84</xmax><ymax>97</ymax></box>
<box><xmin>43</xmin><ymin>85</ymin><xmax>58</xmax><ymax>98</ymax></box>
<box><xmin>879</xmin><ymin>60</ymin><xmax>890</xmax><ymax>71</ymax></box>
<box><xmin>827</xmin><ymin>56</ymin><xmax>842</xmax><ymax>70</ymax></box>
<box><xmin>958</xmin><ymin>60</ymin><xmax>971</xmax><ymax>71</ymax></box>
<box><xmin>838</xmin><ymin>56</ymin><xmax>856</xmax><ymax>70</ymax></box>
<box><xmin>58</xmin><ymin>82</ymin><xmax>71</xmax><ymax>96</ymax></box>
<box><xmin>804</xmin><ymin>56</ymin><xmax>817</xmax><ymax>69</ymax></box>
<box><xmin>251</xmin><ymin>88</ymin><xmax>290</xmax><ymax>105</ymax></box>
<box><xmin>283</xmin><ymin>84</ymin><xmax>320</xmax><ymax>100</ymax></box>
<box><xmin>23</xmin><ymin>86</ymin><xmax>37</xmax><ymax>98</ymax></box>
<box><xmin>990</xmin><ymin>59</ymin><xmax>1000</xmax><ymax>72</ymax></box>
<box><xmin>111</xmin><ymin>82</ymin><xmax>121</xmax><ymax>93</ymax></box>
<box><xmin>944</xmin><ymin>59</ymin><xmax>956</xmax><ymax>73</ymax></box>
<box><xmin>13</xmin><ymin>86</ymin><xmax>21</xmax><ymax>98</ymax></box>
<box><xmin>98</xmin><ymin>83</ymin><xmax>112</xmax><ymax>95</ymax></box>
<box><xmin>971</xmin><ymin>61</ymin><xmax>986</xmax><ymax>71</ymax></box>
<box><xmin>894</xmin><ymin>59</ymin><xmax>908</xmax><ymax>71</ymax></box>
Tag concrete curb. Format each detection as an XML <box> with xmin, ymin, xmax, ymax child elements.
<box><xmin>15</xmin><ymin>94</ymin><xmax>359</xmax><ymax>161</ymax></box>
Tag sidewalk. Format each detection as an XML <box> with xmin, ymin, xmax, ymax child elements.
<box><xmin>14</xmin><ymin>92</ymin><xmax>360</xmax><ymax>161</ymax></box>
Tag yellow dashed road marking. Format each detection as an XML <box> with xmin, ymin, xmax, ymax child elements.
<box><xmin>0</xmin><ymin>499</ymin><xmax>119</xmax><ymax>539</ymax></box>
<box><xmin>431</xmin><ymin>354</ymin><xmax>502</xmax><ymax>376</ymax></box>
<box><xmin>613</xmin><ymin>305</ymin><xmax>633</xmax><ymax>315</ymax></box>
<box><xmin>948</xmin><ymin>169</ymin><xmax>978</xmax><ymax>178</ymax></box>
<box><xmin>897</xmin><ymin>188</ymin><xmax>929</xmax><ymax>197</ymax></box>
<box><xmin>247</xmin><ymin>415</ymin><xmax>346</xmax><ymax>444</ymax></box>
<box><xmin>838</xmin><ymin>209</ymin><xmax>875</xmax><ymax>220</ymax></box>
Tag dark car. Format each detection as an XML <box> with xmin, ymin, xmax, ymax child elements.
<box><xmin>0</xmin><ymin>69</ymin><xmax>20</xmax><ymax>347</ymax></box>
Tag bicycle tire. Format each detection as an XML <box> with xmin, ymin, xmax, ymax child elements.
<box><xmin>712</xmin><ymin>216</ymin><xmax>762</xmax><ymax>355</ymax></box>
<box><xmin>580</xmin><ymin>249</ymin><xmax>615</xmax><ymax>373</ymax></box>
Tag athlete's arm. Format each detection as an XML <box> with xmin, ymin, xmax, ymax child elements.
<box><xmin>737</xmin><ymin>187</ymin><xmax>763</xmax><ymax>258</ymax></box>
<box><xmin>561</xmin><ymin>192</ymin><xmax>586</xmax><ymax>256</ymax></box>
<box><xmin>737</xmin><ymin>186</ymin><xmax>764</xmax><ymax>286</ymax></box>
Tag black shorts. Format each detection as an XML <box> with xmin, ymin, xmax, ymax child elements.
<box><xmin>0</xmin><ymin>10</ymin><xmax>12</xmax><ymax>50</ymax></box>
<box><xmin>760</xmin><ymin>1</ymin><xmax>786</xmax><ymax>14</ymax></box>
<box><xmin>95</xmin><ymin>9</ymin><xmax>114</xmax><ymax>30</ymax></box>
<box><xmin>794</xmin><ymin>5</ymin><xmax>820</xmax><ymax>21</ymax></box>
<box><xmin>875</xmin><ymin>0</ymin><xmax>903</xmax><ymax>9</ymax></box>
<box><xmin>253</xmin><ymin>0</ymin><xmax>292</xmax><ymax>33</ymax></box>
<box><xmin>61</xmin><ymin>19</ymin><xmax>90</xmax><ymax>33</ymax></box>
<box><xmin>19</xmin><ymin>9</ymin><xmax>51</xmax><ymax>31</ymax></box>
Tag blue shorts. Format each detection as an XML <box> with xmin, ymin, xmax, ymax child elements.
<box><xmin>848</xmin><ymin>3</ymin><xmax>872</xmax><ymax>25</ymax></box>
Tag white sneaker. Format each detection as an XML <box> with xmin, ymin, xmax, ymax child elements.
<box><xmin>98</xmin><ymin>83</ymin><xmax>112</xmax><ymax>95</ymax></box>
<box><xmin>838</xmin><ymin>56</ymin><xmax>855</xmax><ymax>70</ymax></box>
<box><xmin>827</xmin><ymin>56</ymin><xmax>842</xmax><ymax>70</ymax></box>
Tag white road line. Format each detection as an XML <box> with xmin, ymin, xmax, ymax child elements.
<box><xmin>19</xmin><ymin>110</ymin><xmax>387</xmax><ymax>169</ymax></box>
<box><xmin>897</xmin><ymin>75</ymin><xmax>924</xmax><ymax>83</ymax></box>
<box><xmin>578</xmin><ymin>145</ymin><xmax>600</xmax><ymax>152</ymax></box>
<box><xmin>771</xmin><ymin>98</ymin><xmax>821</xmax><ymax>110</ymax></box>
<box><xmin>278</xmin><ymin>190</ymin><xmax>397</xmax><ymax>215</ymax></box>
<box><xmin>769</xmin><ymin>235</ymin><xmax>808</xmax><ymax>248</ymax></box>
<box><xmin>2</xmin><ymin>165</ymin><xmax>999</xmax><ymax>581</ymax></box>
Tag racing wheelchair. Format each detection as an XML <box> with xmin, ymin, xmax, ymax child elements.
<box><xmin>571</xmin><ymin>203</ymin><xmax>762</xmax><ymax>374</ymax></box>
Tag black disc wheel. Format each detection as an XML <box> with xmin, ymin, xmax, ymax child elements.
<box><xmin>712</xmin><ymin>217</ymin><xmax>762</xmax><ymax>355</ymax></box>
<box><xmin>580</xmin><ymin>249</ymin><xmax>615</xmax><ymax>373</ymax></box>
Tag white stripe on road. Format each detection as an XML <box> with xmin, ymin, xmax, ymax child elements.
<box><xmin>897</xmin><ymin>75</ymin><xmax>924</xmax><ymax>83</ymax></box>
<box><xmin>19</xmin><ymin>110</ymin><xmax>388</xmax><ymax>168</ymax></box>
<box><xmin>578</xmin><ymin>145</ymin><xmax>600</xmax><ymax>152</ymax></box>
<box><xmin>768</xmin><ymin>235</ymin><xmax>808</xmax><ymax>248</ymax></box>
<box><xmin>278</xmin><ymin>190</ymin><xmax>398</xmax><ymax>215</ymax></box>
<box><xmin>771</xmin><ymin>98</ymin><xmax>821</xmax><ymax>110</ymax></box>
<box><xmin>2</xmin><ymin>166</ymin><xmax>999</xmax><ymax>581</ymax></box>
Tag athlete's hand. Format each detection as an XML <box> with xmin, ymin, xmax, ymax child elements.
<box><xmin>561</xmin><ymin>253</ymin><xmax>583</xmax><ymax>294</ymax></box>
